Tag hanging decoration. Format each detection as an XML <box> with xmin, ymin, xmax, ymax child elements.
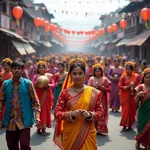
<box><xmin>40</xmin><ymin>18</ymin><xmax>45</xmax><ymax>27</ymax></box>
<box><xmin>98</xmin><ymin>28</ymin><xmax>105</xmax><ymax>35</ymax></box>
<box><xmin>140</xmin><ymin>8</ymin><xmax>150</xmax><ymax>27</ymax></box>
<box><xmin>120</xmin><ymin>19</ymin><xmax>127</xmax><ymax>29</ymax></box>
<box><xmin>112</xmin><ymin>23</ymin><xmax>118</xmax><ymax>32</ymax></box>
<box><xmin>44</xmin><ymin>20</ymin><xmax>50</xmax><ymax>29</ymax></box>
<box><xmin>107</xmin><ymin>26</ymin><xmax>112</xmax><ymax>34</ymax></box>
<box><xmin>12</xmin><ymin>6</ymin><xmax>23</xmax><ymax>26</ymax></box>
<box><xmin>34</xmin><ymin>17</ymin><xmax>41</xmax><ymax>31</ymax></box>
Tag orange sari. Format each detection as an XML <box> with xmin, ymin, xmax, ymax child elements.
<box><xmin>53</xmin><ymin>86</ymin><xmax>104</xmax><ymax>150</ymax></box>
<box><xmin>119</xmin><ymin>74</ymin><xmax>139</xmax><ymax>127</ymax></box>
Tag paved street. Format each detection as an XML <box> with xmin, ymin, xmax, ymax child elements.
<box><xmin>0</xmin><ymin>111</ymin><xmax>137</xmax><ymax>150</ymax></box>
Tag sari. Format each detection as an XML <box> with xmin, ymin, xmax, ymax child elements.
<box><xmin>88</xmin><ymin>76</ymin><xmax>111</xmax><ymax>134</ymax></box>
<box><xmin>85</xmin><ymin>67</ymin><xmax>93</xmax><ymax>84</ymax></box>
<box><xmin>53</xmin><ymin>86</ymin><xmax>104</xmax><ymax>150</ymax></box>
<box><xmin>53</xmin><ymin>73</ymin><xmax>67</xmax><ymax>108</ymax></box>
<box><xmin>119</xmin><ymin>73</ymin><xmax>140</xmax><ymax>127</ymax></box>
<box><xmin>135</xmin><ymin>84</ymin><xmax>150</xmax><ymax>150</ymax></box>
<box><xmin>0</xmin><ymin>71</ymin><xmax>13</xmax><ymax>123</ymax></box>
<box><xmin>108</xmin><ymin>66</ymin><xmax>124</xmax><ymax>111</ymax></box>
<box><xmin>32</xmin><ymin>73</ymin><xmax>54</xmax><ymax>129</ymax></box>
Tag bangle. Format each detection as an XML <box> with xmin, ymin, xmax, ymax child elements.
<box><xmin>87</xmin><ymin>112</ymin><xmax>93</xmax><ymax>121</ymax></box>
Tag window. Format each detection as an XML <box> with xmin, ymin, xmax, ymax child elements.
<box><xmin>132</xmin><ymin>17</ymin><xmax>136</xmax><ymax>25</ymax></box>
<box><xmin>127</xmin><ymin>19</ymin><xmax>132</xmax><ymax>27</ymax></box>
<box><xmin>2</xmin><ymin>3</ymin><xmax>7</xmax><ymax>13</ymax></box>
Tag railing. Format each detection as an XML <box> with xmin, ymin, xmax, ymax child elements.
<box><xmin>124</xmin><ymin>26</ymin><xmax>136</xmax><ymax>35</ymax></box>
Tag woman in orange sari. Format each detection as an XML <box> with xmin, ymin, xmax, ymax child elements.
<box><xmin>0</xmin><ymin>58</ymin><xmax>13</xmax><ymax>128</ymax></box>
<box><xmin>53</xmin><ymin>58</ymin><xmax>104</xmax><ymax>150</ymax></box>
<box><xmin>32</xmin><ymin>61</ymin><xmax>54</xmax><ymax>136</ymax></box>
<box><xmin>88</xmin><ymin>64</ymin><xmax>111</xmax><ymax>135</ymax></box>
<box><xmin>134</xmin><ymin>68</ymin><xmax>150</xmax><ymax>150</ymax></box>
<box><xmin>119</xmin><ymin>61</ymin><xmax>140</xmax><ymax>132</ymax></box>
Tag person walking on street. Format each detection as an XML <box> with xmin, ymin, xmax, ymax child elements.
<box><xmin>0</xmin><ymin>61</ymin><xmax>41</xmax><ymax>150</ymax></box>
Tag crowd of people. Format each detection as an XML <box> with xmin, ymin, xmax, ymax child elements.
<box><xmin>0</xmin><ymin>53</ymin><xmax>149</xmax><ymax>150</ymax></box>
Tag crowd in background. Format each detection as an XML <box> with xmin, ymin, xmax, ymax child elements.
<box><xmin>0</xmin><ymin>53</ymin><xmax>149</xmax><ymax>150</ymax></box>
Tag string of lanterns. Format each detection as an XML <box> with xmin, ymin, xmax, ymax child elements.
<box><xmin>11</xmin><ymin>5</ymin><xmax>150</xmax><ymax>46</ymax></box>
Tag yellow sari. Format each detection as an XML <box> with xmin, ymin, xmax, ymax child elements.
<box><xmin>54</xmin><ymin>86</ymin><xmax>98</xmax><ymax>150</ymax></box>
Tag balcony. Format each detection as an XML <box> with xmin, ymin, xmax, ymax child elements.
<box><xmin>124</xmin><ymin>24</ymin><xmax>145</xmax><ymax>38</ymax></box>
<box><xmin>124</xmin><ymin>26</ymin><xmax>136</xmax><ymax>38</ymax></box>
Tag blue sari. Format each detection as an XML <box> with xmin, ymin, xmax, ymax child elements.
<box><xmin>54</xmin><ymin>75</ymin><xmax>66</xmax><ymax>108</ymax></box>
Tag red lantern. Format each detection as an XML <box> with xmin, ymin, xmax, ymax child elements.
<box><xmin>59</xmin><ymin>28</ymin><xmax>63</xmax><ymax>32</ymax></box>
<box><xmin>53</xmin><ymin>25</ymin><xmax>58</xmax><ymax>31</ymax></box>
<box><xmin>99</xmin><ymin>28</ymin><xmax>105</xmax><ymax>35</ymax></box>
<box><xmin>40</xmin><ymin>18</ymin><xmax>45</xmax><ymax>26</ymax></box>
<box><xmin>107</xmin><ymin>26</ymin><xmax>112</xmax><ymax>33</ymax></box>
<box><xmin>34</xmin><ymin>17</ymin><xmax>41</xmax><ymax>27</ymax></box>
<box><xmin>112</xmin><ymin>23</ymin><xmax>118</xmax><ymax>32</ymax></box>
<box><xmin>45</xmin><ymin>25</ymin><xmax>51</xmax><ymax>33</ymax></box>
<box><xmin>140</xmin><ymin>8</ymin><xmax>150</xmax><ymax>27</ymax></box>
<box><xmin>12</xmin><ymin>6</ymin><xmax>23</xmax><ymax>25</ymax></box>
<box><xmin>72</xmin><ymin>31</ymin><xmax>75</xmax><ymax>35</ymax></box>
<box><xmin>44</xmin><ymin>20</ymin><xmax>49</xmax><ymax>29</ymax></box>
<box><xmin>140</xmin><ymin>8</ymin><xmax>150</xmax><ymax>21</ymax></box>
<box><xmin>120</xmin><ymin>19</ymin><xmax>127</xmax><ymax>29</ymax></box>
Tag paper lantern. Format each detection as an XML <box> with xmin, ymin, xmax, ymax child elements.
<box><xmin>120</xmin><ymin>19</ymin><xmax>127</xmax><ymax>29</ymax></box>
<box><xmin>140</xmin><ymin>8</ymin><xmax>150</xmax><ymax>27</ymax></box>
<box><xmin>72</xmin><ymin>31</ymin><xmax>75</xmax><ymax>34</ymax></box>
<box><xmin>112</xmin><ymin>23</ymin><xmax>118</xmax><ymax>32</ymax></box>
<box><xmin>40</xmin><ymin>18</ymin><xmax>45</xmax><ymax>26</ymax></box>
<box><xmin>99</xmin><ymin>28</ymin><xmax>105</xmax><ymax>35</ymax></box>
<box><xmin>107</xmin><ymin>26</ymin><xmax>112</xmax><ymax>33</ymax></box>
<box><xmin>140</xmin><ymin>8</ymin><xmax>150</xmax><ymax>21</ymax></box>
<box><xmin>45</xmin><ymin>25</ymin><xmax>51</xmax><ymax>33</ymax></box>
<box><xmin>34</xmin><ymin>17</ymin><xmax>41</xmax><ymax>27</ymax></box>
<box><xmin>12</xmin><ymin>6</ymin><xmax>23</xmax><ymax>25</ymax></box>
<box><xmin>44</xmin><ymin>20</ymin><xmax>49</xmax><ymax>29</ymax></box>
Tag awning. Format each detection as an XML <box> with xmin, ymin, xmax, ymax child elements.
<box><xmin>116</xmin><ymin>38</ymin><xmax>134</xmax><ymax>47</ymax></box>
<box><xmin>0</xmin><ymin>28</ymin><xmax>28</xmax><ymax>43</ymax></box>
<box><xmin>126</xmin><ymin>30</ymin><xmax>150</xmax><ymax>46</ymax></box>
<box><xmin>22</xmin><ymin>43</ymin><xmax>36</xmax><ymax>54</ymax></box>
<box><xmin>111</xmin><ymin>39</ymin><xmax>121</xmax><ymax>44</ymax></box>
<box><xmin>11</xmin><ymin>40</ymin><xmax>27</xmax><ymax>55</ymax></box>
<box><xmin>94</xmin><ymin>42</ymin><xmax>101</xmax><ymax>48</ymax></box>
<box><xmin>99</xmin><ymin>45</ymin><xmax>106</xmax><ymax>52</ymax></box>
<box><xmin>104</xmin><ymin>41</ymin><xmax>110</xmax><ymax>45</ymax></box>
<box><xmin>37</xmin><ymin>41</ymin><xmax>52</xmax><ymax>48</ymax></box>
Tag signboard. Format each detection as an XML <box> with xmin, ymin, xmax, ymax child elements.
<box><xmin>0</xmin><ymin>13</ymin><xmax>10</xmax><ymax>30</ymax></box>
<box><xmin>117</xmin><ymin>32</ymin><xmax>124</xmax><ymax>39</ymax></box>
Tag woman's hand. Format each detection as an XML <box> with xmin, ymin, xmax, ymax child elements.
<box><xmin>71</xmin><ymin>109</ymin><xmax>82</xmax><ymax>118</ymax></box>
<box><xmin>43</xmin><ymin>84</ymin><xmax>50</xmax><ymax>89</ymax></box>
<box><xmin>137</xmin><ymin>91</ymin><xmax>144</xmax><ymax>97</ymax></box>
<box><xmin>81</xmin><ymin>110</ymin><xmax>92</xmax><ymax>119</ymax></box>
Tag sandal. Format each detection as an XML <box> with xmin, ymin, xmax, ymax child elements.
<box><xmin>135</xmin><ymin>142</ymin><xmax>140</xmax><ymax>149</ymax></box>
<box><xmin>41</xmin><ymin>130</ymin><xmax>46</xmax><ymax>136</ymax></box>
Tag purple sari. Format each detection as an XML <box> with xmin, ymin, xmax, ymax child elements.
<box><xmin>108</xmin><ymin>66</ymin><xmax>124</xmax><ymax>111</ymax></box>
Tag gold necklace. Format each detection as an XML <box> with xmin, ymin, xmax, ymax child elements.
<box><xmin>73</xmin><ymin>86</ymin><xmax>85</xmax><ymax>93</ymax></box>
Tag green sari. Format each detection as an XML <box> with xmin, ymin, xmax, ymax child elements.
<box><xmin>54</xmin><ymin>75</ymin><xmax>66</xmax><ymax>108</ymax></box>
<box><xmin>135</xmin><ymin>85</ymin><xmax>150</xmax><ymax>148</ymax></box>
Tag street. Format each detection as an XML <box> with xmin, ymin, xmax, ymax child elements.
<box><xmin>0</xmin><ymin>111</ymin><xmax>137</xmax><ymax>150</ymax></box>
